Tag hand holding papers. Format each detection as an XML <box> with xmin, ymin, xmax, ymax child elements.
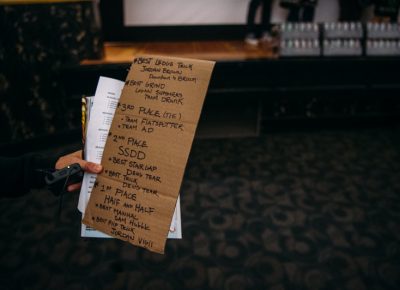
<box><xmin>79</xmin><ymin>77</ymin><xmax>183</xmax><ymax>239</ymax></box>
<box><xmin>81</xmin><ymin>55</ymin><xmax>215</xmax><ymax>253</ymax></box>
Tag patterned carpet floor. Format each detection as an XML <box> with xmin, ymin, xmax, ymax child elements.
<box><xmin>1</xmin><ymin>128</ymin><xmax>400</xmax><ymax>290</ymax></box>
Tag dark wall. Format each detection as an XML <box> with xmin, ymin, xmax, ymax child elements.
<box><xmin>0</xmin><ymin>1</ymin><xmax>103</xmax><ymax>144</ymax></box>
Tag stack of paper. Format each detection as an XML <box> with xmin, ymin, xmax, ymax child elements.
<box><xmin>78</xmin><ymin>76</ymin><xmax>182</xmax><ymax>239</ymax></box>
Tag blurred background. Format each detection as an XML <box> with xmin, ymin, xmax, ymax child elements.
<box><xmin>1</xmin><ymin>0</ymin><xmax>399</xmax><ymax>149</ymax></box>
<box><xmin>0</xmin><ymin>1</ymin><xmax>399</xmax><ymax>289</ymax></box>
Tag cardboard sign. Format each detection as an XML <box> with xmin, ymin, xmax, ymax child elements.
<box><xmin>82</xmin><ymin>55</ymin><xmax>215</xmax><ymax>253</ymax></box>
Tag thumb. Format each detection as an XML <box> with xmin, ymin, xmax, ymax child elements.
<box><xmin>83</xmin><ymin>162</ymin><xmax>103</xmax><ymax>174</ymax></box>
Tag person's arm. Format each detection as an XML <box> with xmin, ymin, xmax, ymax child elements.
<box><xmin>0</xmin><ymin>152</ymin><xmax>57</xmax><ymax>198</ymax></box>
<box><xmin>0</xmin><ymin>150</ymin><xmax>103</xmax><ymax>198</ymax></box>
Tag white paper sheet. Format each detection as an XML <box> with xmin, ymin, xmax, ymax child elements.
<box><xmin>78</xmin><ymin>77</ymin><xmax>124</xmax><ymax>213</ymax></box>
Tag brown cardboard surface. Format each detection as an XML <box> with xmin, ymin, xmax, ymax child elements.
<box><xmin>82</xmin><ymin>55</ymin><xmax>215</xmax><ymax>254</ymax></box>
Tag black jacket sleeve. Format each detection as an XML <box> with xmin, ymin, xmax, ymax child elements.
<box><xmin>0</xmin><ymin>153</ymin><xmax>59</xmax><ymax>198</ymax></box>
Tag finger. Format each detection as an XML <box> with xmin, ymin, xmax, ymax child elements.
<box><xmin>83</xmin><ymin>162</ymin><xmax>103</xmax><ymax>174</ymax></box>
<box><xmin>55</xmin><ymin>150</ymin><xmax>83</xmax><ymax>169</ymax></box>
<box><xmin>67</xmin><ymin>182</ymin><xmax>82</xmax><ymax>192</ymax></box>
<box><xmin>71</xmin><ymin>150</ymin><xmax>83</xmax><ymax>158</ymax></box>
